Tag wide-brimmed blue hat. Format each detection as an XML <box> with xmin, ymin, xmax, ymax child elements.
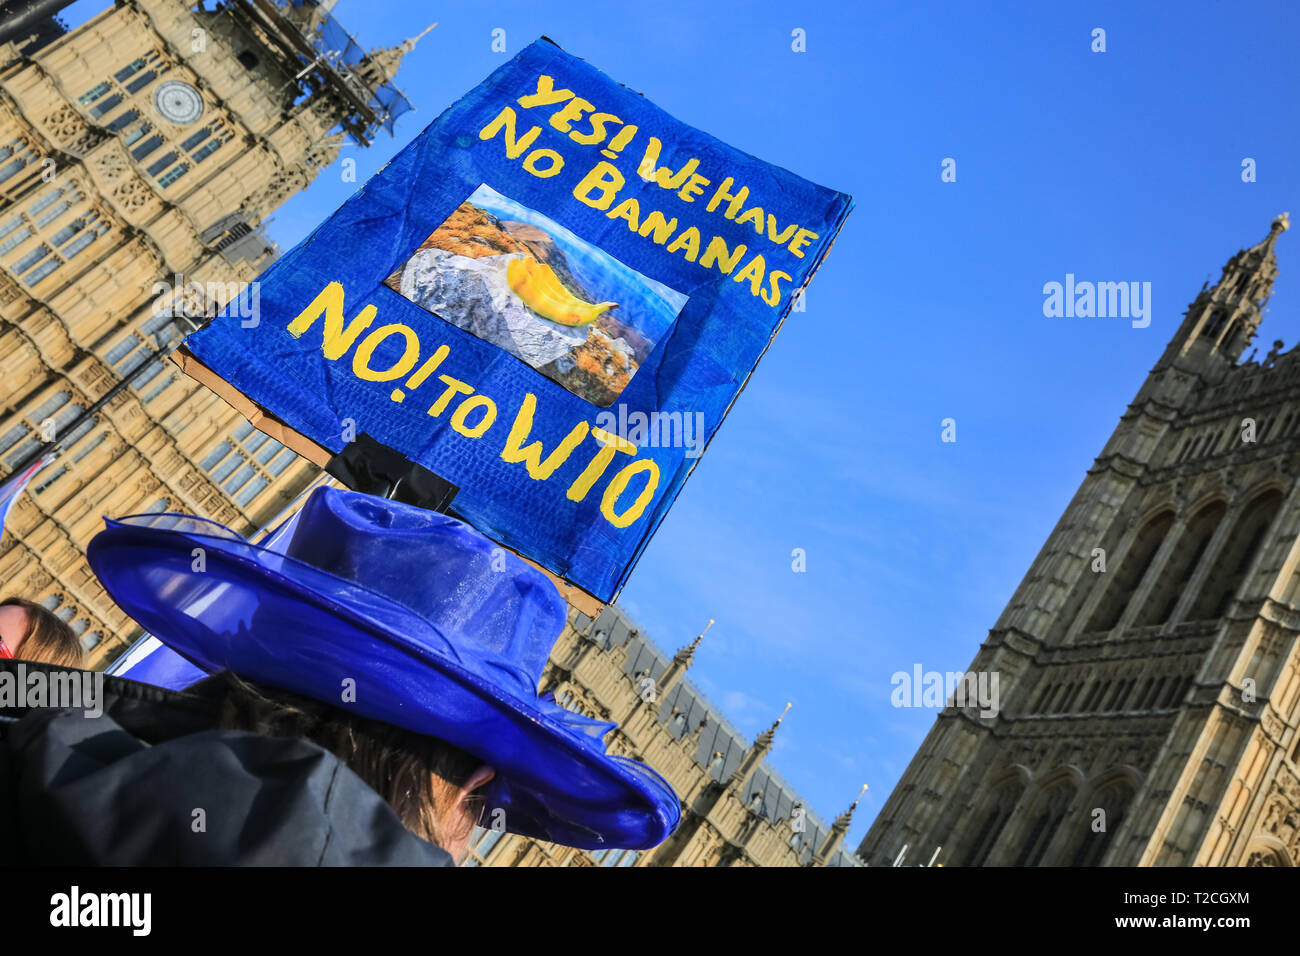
<box><xmin>86</xmin><ymin>486</ymin><xmax>680</xmax><ymax>851</ymax></box>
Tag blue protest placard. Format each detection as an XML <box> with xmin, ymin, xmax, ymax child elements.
<box><xmin>185</xmin><ymin>37</ymin><xmax>853</xmax><ymax>602</ymax></box>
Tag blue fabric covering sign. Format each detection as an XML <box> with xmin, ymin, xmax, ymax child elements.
<box><xmin>186</xmin><ymin>38</ymin><xmax>853</xmax><ymax>601</ymax></box>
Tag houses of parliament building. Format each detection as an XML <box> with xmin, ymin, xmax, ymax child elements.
<box><xmin>862</xmin><ymin>213</ymin><xmax>1300</xmax><ymax>868</ymax></box>
<box><xmin>6</xmin><ymin>0</ymin><xmax>1294</xmax><ymax>872</ymax></box>
<box><xmin>0</xmin><ymin>0</ymin><xmax>862</xmax><ymax>868</ymax></box>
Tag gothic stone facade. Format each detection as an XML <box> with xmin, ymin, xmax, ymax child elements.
<box><xmin>464</xmin><ymin>604</ymin><xmax>863</xmax><ymax>868</ymax></box>
<box><xmin>0</xmin><ymin>0</ymin><xmax>403</xmax><ymax>664</ymax></box>
<box><xmin>0</xmin><ymin>2</ymin><xmax>857</xmax><ymax>867</ymax></box>
<box><xmin>860</xmin><ymin>215</ymin><xmax>1300</xmax><ymax>867</ymax></box>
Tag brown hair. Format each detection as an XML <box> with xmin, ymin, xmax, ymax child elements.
<box><xmin>0</xmin><ymin>597</ymin><xmax>85</xmax><ymax>667</ymax></box>
<box><xmin>203</xmin><ymin>671</ymin><xmax>486</xmax><ymax>852</ymax></box>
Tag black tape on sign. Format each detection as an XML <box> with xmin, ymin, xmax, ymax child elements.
<box><xmin>326</xmin><ymin>433</ymin><xmax>459</xmax><ymax>514</ymax></box>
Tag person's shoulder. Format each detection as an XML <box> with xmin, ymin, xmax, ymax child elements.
<box><xmin>5</xmin><ymin>708</ymin><xmax>455</xmax><ymax>867</ymax></box>
<box><xmin>183</xmin><ymin>726</ymin><xmax>459</xmax><ymax>867</ymax></box>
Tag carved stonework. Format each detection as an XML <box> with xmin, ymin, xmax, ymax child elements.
<box><xmin>111</xmin><ymin>178</ymin><xmax>151</xmax><ymax>211</ymax></box>
<box><xmin>1277</xmin><ymin>450</ymin><xmax>1300</xmax><ymax>478</ymax></box>
<box><xmin>23</xmin><ymin>568</ymin><xmax>49</xmax><ymax>595</ymax></box>
<box><xmin>42</xmin><ymin>103</ymin><xmax>102</xmax><ymax>156</ymax></box>
<box><xmin>303</xmin><ymin>133</ymin><xmax>344</xmax><ymax>171</ymax></box>
<box><xmin>1246</xmin><ymin>849</ymin><xmax>1282</xmax><ymax>866</ymax></box>
<box><xmin>44</xmin><ymin>104</ymin><xmax>82</xmax><ymax>141</ymax></box>
<box><xmin>0</xmin><ymin>271</ymin><xmax>22</xmax><ymax>307</ymax></box>
<box><xmin>1261</xmin><ymin>707</ymin><xmax>1285</xmax><ymax>741</ymax></box>
<box><xmin>92</xmin><ymin>147</ymin><xmax>128</xmax><ymax>183</ymax></box>
<box><xmin>1255</xmin><ymin>771</ymin><xmax>1300</xmax><ymax>864</ymax></box>
<box><xmin>241</xmin><ymin>167</ymin><xmax>307</xmax><ymax>217</ymax></box>
<box><xmin>1218</xmin><ymin>465</ymin><xmax>1240</xmax><ymax>498</ymax></box>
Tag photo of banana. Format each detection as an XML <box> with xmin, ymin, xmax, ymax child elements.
<box><xmin>506</xmin><ymin>256</ymin><xmax>618</xmax><ymax>327</ymax></box>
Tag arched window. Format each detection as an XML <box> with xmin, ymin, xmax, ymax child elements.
<box><xmin>1081</xmin><ymin>680</ymin><xmax>1107</xmax><ymax>712</ymax></box>
<box><xmin>1109</xmin><ymin>678</ymin><xmax>1136</xmax><ymax>712</ymax></box>
<box><xmin>1087</xmin><ymin>511</ymin><xmax>1175</xmax><ymax>632</ymax></box>
<box><xmin>1031</xmin><ymin>681</ymin><xmax>1056</xmax><ymax>712</ymax></box>
<box><xmin>1</xmin><ymin>389</ymin><xmax>74</xmax><ymax>470</ymax></box>
<box><xmin>1067</xmin><ymin>779</ymin><xmax>1135</xmax><ymax>866</ymax></box>
<box><xmin>1191</xmin><ymin>489</ymin><xmax>1284</xmax><ymax>620</ymax></box>
<box><xmin>1212</xmin><ymin>424</ymin><xmax>1235</xmax><ymax>455</ymax></box>
<box><xmin>1162</xmin><ymin>675</ymin><xmax>1190</xmax><ymax>708</ymax></box>
<box><xmin>1145</xmin><ymin>676</ymin><xmax>1169</xmax><ymax>709</ymax></box>
<box><xmin>71</xmin><ymin>428</ymin><xmax>108</xmax><ymax>464</ymax></box>
<box><xmin>961</xmin><ymin>779</ymin><xmax>1024</xmax><ymax>866</ymax></box>
<box><xmin>1220</xmin><ymin>319</ymin><xmax>1241</xmax><ymax>353</ymax></box>
<box><xmin>0</xmin><ymin>136</ymin><xmax>40</xmax><ymax>201</ymax></box>
<box><xmin>1135</xmin><ymin>677</ymin><xmax>1157</xmax><ymax>710</ymax></box>
<box><xmin>1204</xmin><ymin>308</ymin><xmax>1229</xmax><ymax>338</ymax></box>
<box><xmin>1137</xmin><ymin>501</ymin><xmax>1226</xmax><ymax>626</ymax></box>
<box><xmin>32</xmin><ymin>464</ymin><xmax>68</xmax><ymax>495</ymax></box>
<box><xmin>1014</xmin><ymin>780</ymin><xmax>1075</xmax><ymax>866</ymax></box>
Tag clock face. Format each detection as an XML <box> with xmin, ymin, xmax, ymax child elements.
<box><xmin>153</xmin><ymin>81</ymin><xmax>204</xmax><ymax>125</ymax></box>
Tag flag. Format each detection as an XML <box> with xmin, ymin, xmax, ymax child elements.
<box><xmin>0</xmin><ymin>453</ymin><xmax>53</xmax><ymax>538</ymax></box>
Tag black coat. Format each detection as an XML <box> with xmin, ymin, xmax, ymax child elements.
<box><xmin>0</xmin><ymin>660</ymin><xmax>454</xmax><ymax>866</ymax></box>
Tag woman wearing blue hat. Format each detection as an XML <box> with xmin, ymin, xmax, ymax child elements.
<box><xmin>0</xmin><ymin>486</ymin><xmax>679</xmax><ymax>866</ymax></box>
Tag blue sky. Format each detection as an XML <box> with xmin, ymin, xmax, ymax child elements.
<box><xmin>63</xmin><ymin>0</ymin><xmax>1300</xmax><ymax>849</ymax></box>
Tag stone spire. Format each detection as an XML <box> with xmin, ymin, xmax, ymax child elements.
<box><xmin>647</xmin><ymin>704</ymin><xmax>788</xmax><ymax>868</ymax></box>
<box><xmin>728</xmin><ymin>702</ymin><xmax>790</xmax><ymax>789</ymax></box>
<box><xmin>655</xmin><ymin>618</ymin><xmax>712</xmax><ymax>698</ymax></box>
<box><xmin>675</xmin><ymin>619</ymin><xmax>711</xmax><ymax>667</ymax></box>
<box><xmin>358</xmin><ymin>22</ymin><xmax>436</xmax><ymax>87</ymax></box>
<box><xmin>811</xmin><ymin>784</ymin><xmax>868</xmax><ymax>866</ymax></box>
<box><xmin>1158</xmin><ymin>213</ymin><xmax>1289</xmax><ymax>369</ymax></box>
<box><xmin>691</xmin><ymin>711</ymin><xmax>709</xmax><ymax>741</ymax></box>
<box><xmin>752</xmin><ymin>701</ymin><xmax>791</xmax><ymax>755</ymax></box>
<box><xmin>832</xmin><ymin>784</ymin><xmax>868</xmax><ymax>833</ymax></box>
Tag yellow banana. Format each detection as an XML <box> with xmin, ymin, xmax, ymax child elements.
<box><xmin>506</xmin><ymin>256</ymin><xmax>617</xmax><ymax>327</ymax></box>
<box><xmin>520</xmin><ymin>256</ymin><xmax>570</xmax><ymax>300</ymax></box>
